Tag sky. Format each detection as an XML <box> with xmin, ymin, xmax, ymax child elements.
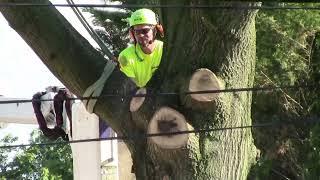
<box><xmin>0</xmin><ymin>0</ymin><xmax>103</xmax><ymax>144</ymax></box>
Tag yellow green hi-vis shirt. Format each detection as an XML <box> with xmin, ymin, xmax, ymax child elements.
<box><xmin>118</xmin><ymin>40</ymin><xmax>163</xmax><ymax>87</ymax></box>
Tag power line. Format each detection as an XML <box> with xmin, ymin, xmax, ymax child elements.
<box><xmin>0</xmin><ymin>117</ymin><xmax>318</xmax><ymax>149</ymax></box>
<box><xmin>0</xmin><ymin>84</ymin><xmax>316</xmax><ymax>105</ymax></box>
<box><xmin>0</xmin><ymin>3</ymin><xmax>320</xmax><ymax>10</ymax></box>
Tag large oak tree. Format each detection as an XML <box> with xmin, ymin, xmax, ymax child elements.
<box><xmin>0</xmin><ymin>0</ymin><xmax>260</xmax><ymax>179</ymax></box>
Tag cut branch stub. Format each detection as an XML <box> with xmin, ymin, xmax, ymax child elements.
<box><xmin>130</xmin><ymin>88</ymin><xmax>146</xmax><ymax>112</ymax></box>
<box><xmin>147</xmin><ymin>107</ymin><xmax>188</xmax><ymax>149</ymax></box>
<box><xmin>189</xmin><ymin>68</ymin><xmax>220</xmax><ymax>102</ymax></box>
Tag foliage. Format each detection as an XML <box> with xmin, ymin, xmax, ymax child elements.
<box><xmin>0</xmin><ymin>135</ymin><xmax>18</xmax><ymax>176</ymax></box>
<box><xmin>0</xmin><ymin>130</ymin><xmax>73</xmax><ymax>179</ymax></box>
<box><xmin>301</xmin><ymin>124</ymin><xmax>320</xmax><ymax>179</ymax></box>
<box><xmin>84</xmin><ymin>5</ymin><xmax>130</xmax><ymax>56</ymax></box>
<box><xmin>251</xmin><ymin>2</ymin><xmax>320</xmax><ymax>179</ymax></box>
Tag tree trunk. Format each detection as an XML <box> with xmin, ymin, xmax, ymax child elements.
<box><xmin>0</xmin><ymin>0</ymin><xmax>259</xmax><ymax>179</ymax></box>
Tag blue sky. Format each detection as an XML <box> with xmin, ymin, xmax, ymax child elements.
<box><xmin>0</xmin><ymin>0</ymin><xmax>102</xmax><ymax>144</ymax></box>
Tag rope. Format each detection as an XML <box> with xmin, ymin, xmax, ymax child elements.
<box><xmin>65</xmin><ymin>0</ymin><xmax>117</xmax><ymax>112</ymax></box>
<box><xmin>82</xmin><ymin>60</ymin><xmax>116</xmax><ymax>113</ymax></box>
<box><xmin>0</xmin><ymin>116</ymin><xmax>318</xmax><ymax>149</ymax></box>
<box><xmin>66</xmin><ymin>0</ymin><xmax>115</xmax><ymax>60</ymax></box>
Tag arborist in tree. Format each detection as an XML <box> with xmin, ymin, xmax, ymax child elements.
<box><xmin>32</xmin><ymin>87</ymin><xmax>73</xmax><ymax>141</ymax></box>
<box><xmin>118</xmin><ymin>8</ymin><xmax>164</xmax><ymax>88</ymax></box>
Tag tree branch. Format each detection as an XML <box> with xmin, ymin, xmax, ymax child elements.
<box><xmin>0</xmin><ymin>0</ymin><xmax>133</xmax><ymax>136</ymax></box>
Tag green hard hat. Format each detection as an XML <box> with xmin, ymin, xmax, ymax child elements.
<box><xmin>129</xmin><ymin>9</ymin><xmax>157</xmax><ymax>27</ymax></box>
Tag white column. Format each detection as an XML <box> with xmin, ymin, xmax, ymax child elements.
<box><xmin>71</xmin><ymin>102</ymin><xmax>101</xmax><ymax>180</ymax></box>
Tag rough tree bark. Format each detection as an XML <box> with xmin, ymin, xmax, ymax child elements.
<box><xmin>0</xmin><ymin>0</ymin><xmax>259</xmax><ymax>179</ymax></box>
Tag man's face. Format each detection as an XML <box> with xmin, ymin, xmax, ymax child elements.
<box><xmin>133</xmin><ymin>24</ymin><xmax>154</xmax><ymax>47</ymax></box>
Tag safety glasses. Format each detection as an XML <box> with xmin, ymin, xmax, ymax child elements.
<box><xmin>133</xmin><ymin>27</ymin><xmax>153</xmax><ymax>35</ymax></box>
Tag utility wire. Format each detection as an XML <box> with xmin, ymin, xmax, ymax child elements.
<box><xmin>0</xmin><ymin>117</ymin><xmax>318</xmax><ymax>149</ymax></box>
<box><xmin>0</xmin><ymin>3</ymin><xmax>320</xmax><ymax>10</ymax></box>
<box><xmin>0</xmin><ymin>2</ymin><xmax>320</xmax><ymax>10</ymax></box>
<box><xmin>0</xmin><ymin>84</ymin><xmax>316</xmax><ymax>104</ymax></box>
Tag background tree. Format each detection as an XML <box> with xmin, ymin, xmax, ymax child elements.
<box><xmin>249</xmin><ymin>2</ymin><xmax>320</xmax><ymax>179</ymax></box>
<box><xmin>0</xmin><ymin>131</ymin><xmax>73</xmax><ymax>179</ymax></box>
<box><xmin>0</xmin><ymin>134</ymin><xmax>18</xmax><ymax>177</ymax></box>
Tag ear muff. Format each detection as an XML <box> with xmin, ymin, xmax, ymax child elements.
<box><xmin>129</xmin><ymin>28</ymin><xmax>137</xmax><ymax>44</ymax></box>
<box><xmin>156</xmin><ymin>24</ymin><xmax>164</xmax><ymax>38</ymax></box>
<box><xmin>154</xmin><ymin>13</ymin><xmax>164</xmax><ymax>38</ymax></box>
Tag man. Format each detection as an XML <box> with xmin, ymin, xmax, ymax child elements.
<box><xmin>118</xmin><ymin>8</ymin><xmax>164</xmax><ymax>88</ymax></box>
<box><xmin>32</xmin><ymin>88</ymin><xmax>73</xmax><ymax>141</ymax></box>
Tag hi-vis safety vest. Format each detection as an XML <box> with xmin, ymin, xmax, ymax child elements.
<box><xmin>118</xmin><ymin>40</ymin><xmax>163</xmax><ymax>87</ymax></box>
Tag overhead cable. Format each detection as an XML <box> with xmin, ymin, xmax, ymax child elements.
<box><xmin>0</xmin><ymin>3</ymin><xmax>320</xmax><ymax>10</ymax></box>
<box><xmin>0</xmin><ymin>117</ymin><xmax>318</xmax><ymax>149</ymax></box>
<box><xmin>0</xmin><ymin>84</ymin><xmax>317</xmax><ymax>105</ymax></box>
